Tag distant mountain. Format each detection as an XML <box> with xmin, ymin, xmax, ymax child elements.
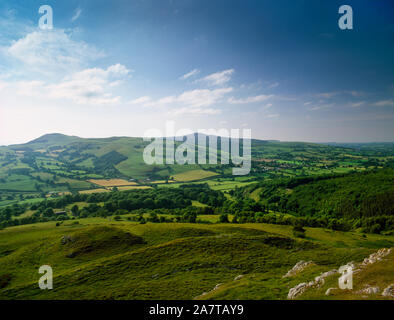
<box><xmin>9</xmin><ymin>133</ymin><xmax>82</xmax><ymax>151</ymax></box>
<box><xmin>27</xmin><ymin>133</ymin><xmax>81</xmax><ymax>144</ymax></box>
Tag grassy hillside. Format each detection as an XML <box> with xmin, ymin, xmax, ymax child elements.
<box><xmin>0</xmin><ymin>219</ymin><xmax>393</xmax><ymax>300</ymax></box>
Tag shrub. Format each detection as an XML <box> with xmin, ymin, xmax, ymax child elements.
<box><xmin>0</xmin><ymin>274</ymin><xmax>11</xmax><ymax>288</ymax></box>
<box><xmin>292</xmin><ymin>220</ymin><xmax>306</xmax><ymax>238</ymax></box>
<box><xmin>219</xmin><ymin>213</ymin><xmax>229</xmax><ymax>223</ymax></box>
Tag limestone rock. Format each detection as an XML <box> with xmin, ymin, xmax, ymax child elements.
<box><xmin>325</xmin><ymin>288</ymin><xmax>337</xmax><ymax>296</ymax></box>
<box><xmin>314</xmin><ymin>269</ymin><xmax>338</xmax><ymax>287</ymax></box>
<box><xmin>283</xmin><ymin>261</ymin><xmax>314</xmax><ymax>278</ymax></box>
<box><xmin>358</xmin><ymin>285</ymin><xmax>380</xmax><ymax>295</ymax></box>
<box><xmin>288</xmin><ymin>282</ymin><xmax>310</xmax><ymax>299</ymax></box>
<box><xmin>382</xmin><ymin>284</ymin><xmax>394</xmax><ymax>298</ymax></box>
<box><xmin>362</xmin><ymin>248</ymin><xmax>391</xmax><ymax>266</ymax></box>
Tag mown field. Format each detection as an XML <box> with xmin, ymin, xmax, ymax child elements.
<box><xmin>0</xmin><ymin>218</ymin><xmax>393</xmax><ymax>300</ymax></box>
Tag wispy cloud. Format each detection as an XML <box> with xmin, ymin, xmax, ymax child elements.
<box><xmin>349</xmin><ymin>101</ymin><xmax>365</xmax><ymax>108</ymax></box>
<box><xmin>129</xmin><ymin>96</ymin><xmax>152</xmax><ymax>105</ymax></box>
<box><xmin>373</xmin><ymin>99</ymin><xmax>394</xmax><ymax>107</ymax></box>
<box><xmin>228</xmin><ymin>94</ymin><xmax>273</xmax><ymax>104</ymax></box>
<box><xmin>71</xmin><ymin>8</ymin><xmax>83</xmax><ymax>22</ymax></box>
<box><xmin>307</xmin><ymin>104</ymin><xmax>333</xmax><ymax>111</ymax></box>
<box><xmin>150</xmin><ymin>87</ymin><xmax>233</xmax><ymax>108</ymax></box>
<box><xmin>315</xmin><ymin>90</ymin><xmax>363</xmax><ymax>99</ymax></box>
<box><xmin>171</xmin><ymin>107</ymin><xmax>221</xmax><ymax>116</ymax></box>
<box><xmin>179</xmin><ymin>68</ymin><xmax>199</xmax><ymax>80</ymax></box>
<box><xmin>131</xmin><ymin>87</ymin><xmax>233</xmax><ymax>116</ymax></box>
<box><xmin>196</xmin><ymin>69</ymin><xmax>234</xmax><ymax>86</ymax></box>
<box><xmin>267</xmin><ymin>81</ymin><xmax>279</xmax><ymax>89</ymax></box>
<box><xmin>265</xmin><ymin>113</ymin><xmax>279</xmax><ymax>118</ymax></box>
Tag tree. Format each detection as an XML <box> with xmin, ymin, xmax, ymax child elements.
<box><xmin>43</xmin><ymin>208</ymin><xmax>54</xmax><ymax>217</ymax></box>
<box><xmin>219</xmin><ymin>213</ymin><xmax>229</xmax><ymax>223</ymax></box>
<box><xmin>71</xmin><ymin>204</ymin><xmax>79</xmax><ymax>216</ymax></box>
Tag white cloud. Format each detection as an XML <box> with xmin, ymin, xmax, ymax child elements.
<box><xmin>156</xmin><ymin>95</ymin><xmax>177</xmax><ymax>106</ymax></box>
<box><xmin>314</xmin><ymin>90</ymin><xmax>364</xmax><ymax>99</ymax></box>
<box><xmin>196</xmin><ymin>69</ymin><xmax>234</xmax><ymax>86</ymax></box>
<box><xmin>315</xmin><ymin>92</ymin><xmax>340</xmax><ymax>99</ymax></box>
<box><xmin>145</xmin><ymin>87</ymin><xmax>233</xmax><ymax>109</ymax></box>
<box><xmin>129</xmin><ymin>96</ymin><xmax>152</xmax><ymax>105</ymax></box>
<box><xmin>349</xmin><ymin>101</ymin><xmax>365</xmax><ymax>108</ymax></box>
<box><xmin>180</xmin><ymin>69</ymin><xmax>200</xmax><ymax>80</ymax></box>
<box><xmin>171</xmin><ymin>107</ymin><xmax>221</xmax><ymax>116</ymax></box>
<box><xmin>267</xmin><ymin>81</ymin><xmax>279</xmax><ymax>89</ymax></box>
<box><xmin>71</xmin><ymin>8</ymin><xmax>83</xmax><ymax>22</ymax></box>
<box><xmin>228</xmin><ymin>94</ymin><xmax>273</xmax><ymax>104</ymax></box>
<box><xmin>307</xmin><ymin>104</ymin><xmax>333</xmax><ymax>111</ymax></box>
<box><xmin>13</xmin><ymin>64</ymin><xmax>130</xmax><ymax>105</ymax></box>
<box><xmin>373</xmin><ymin>99</ymin><xmax>394</xmax><ymax>107</ymax></box>
<box><xmin>266</xmin><ymin>113</ymin><xmax>279</xmax><ymax>118</ymax></box>
<box><xmin>4</xmin><ymin>29</ymin><xmax>104</xmax><ymax>75</ymax></box>
<box><xmin>176</xmin><ymin>87</ymin><xmax>233</xmax><ymax>107</ymax></box>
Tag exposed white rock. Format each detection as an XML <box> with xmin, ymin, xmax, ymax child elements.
<box><xmin>287</xmin><ymin>248</ymin><xmax>392</xmax><ymax>299</ymax></box>
<box><xmin>314</xmin><ymin>269</ymin><xmax>338</xmax><ymax>286</ymax></box>
<box><xmin>357</xmin><ymin>285</ymin><xmax>380</xmax><ymax>295</ymax></box>
<box><xmin>288</xmin><ymin>269</ymin><xmax>339</xmax><ymax>299</ymax></box>
<box><xmin>288</xmin><ymin>282</ymin><xmax>310</xmax><ymax>300</ymax></box>
<box><xmin>362</xmin><ymin>248</ymin><xmax>391</xmax><ymax>266</ymax></box>
<box><xmin>234</xmin><ymin>275</ymin><xmax>244</xmax><ymax>281</ymax></box>
<box><xmin>325</xmin><ymin>287</ymin><xmax>337</xmax><ymax>296</ymax></box>
<box><xmin>382</xmin><ymin>284</ymin><xmax>394</xmax><ymax>298</ymax></box>
<box><xmin>213</xmin><ymin>283</ymin><xmax>222</xmax><ymax>290</ymax></box>
<box><xmin>283</xmin><ymin>261</ymin><xmax>314</xmax><ymax>278</ymax></box>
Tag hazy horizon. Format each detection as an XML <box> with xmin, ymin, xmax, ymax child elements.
<box><xmin>1</xmin><ymin>131</ymin><xmax>394</xmax><ymax>148</ymax></box>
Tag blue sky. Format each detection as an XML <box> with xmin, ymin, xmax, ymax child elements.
<box><xmin>0</xmin><ymin>0</ymin><xmax>393</xmax><ymax>144</ymax></box>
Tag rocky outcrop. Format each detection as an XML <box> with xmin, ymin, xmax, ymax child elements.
<box><xmin>382</xmin><ymin>284</ymin><xmax>394</xmax><ymax>298</ymax></box>
<box><xmin>283</xmin><ymin>261</ymin><xmax>314</xmax><ymax>278</ymax></box>
<box><xmin>287</xmin><ymin>248</ymin><xmax>392</xmax><ymax>299</ymax></box>
<box><xmin>314</xmin><ymin>269</ymin><xmax>338</xmax><ymax>286</ymax></box>
<box><xmin>361</xmin><ymin>248</ymin><xmax>391</xmax><ymax>266</ymax></box>
<box><xmin>357</xmin><ymin>285</ymin><xmax>380</xmax><ymax>295</ymax></box>
<box><xmin>288</xmin><ymin>282</ymin><xmax>310</xmax><ymax>299</ymax></box>
<box><xmin>287</xmin><ymin>268</ymin><xmax>338</xmax><ymax>299</ymax></box>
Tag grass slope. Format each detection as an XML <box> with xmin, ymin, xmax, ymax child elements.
<box><xmin>0</xmin><ymin>219</ymin><xmax>393</xmax><ymax>300</ymax></box>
